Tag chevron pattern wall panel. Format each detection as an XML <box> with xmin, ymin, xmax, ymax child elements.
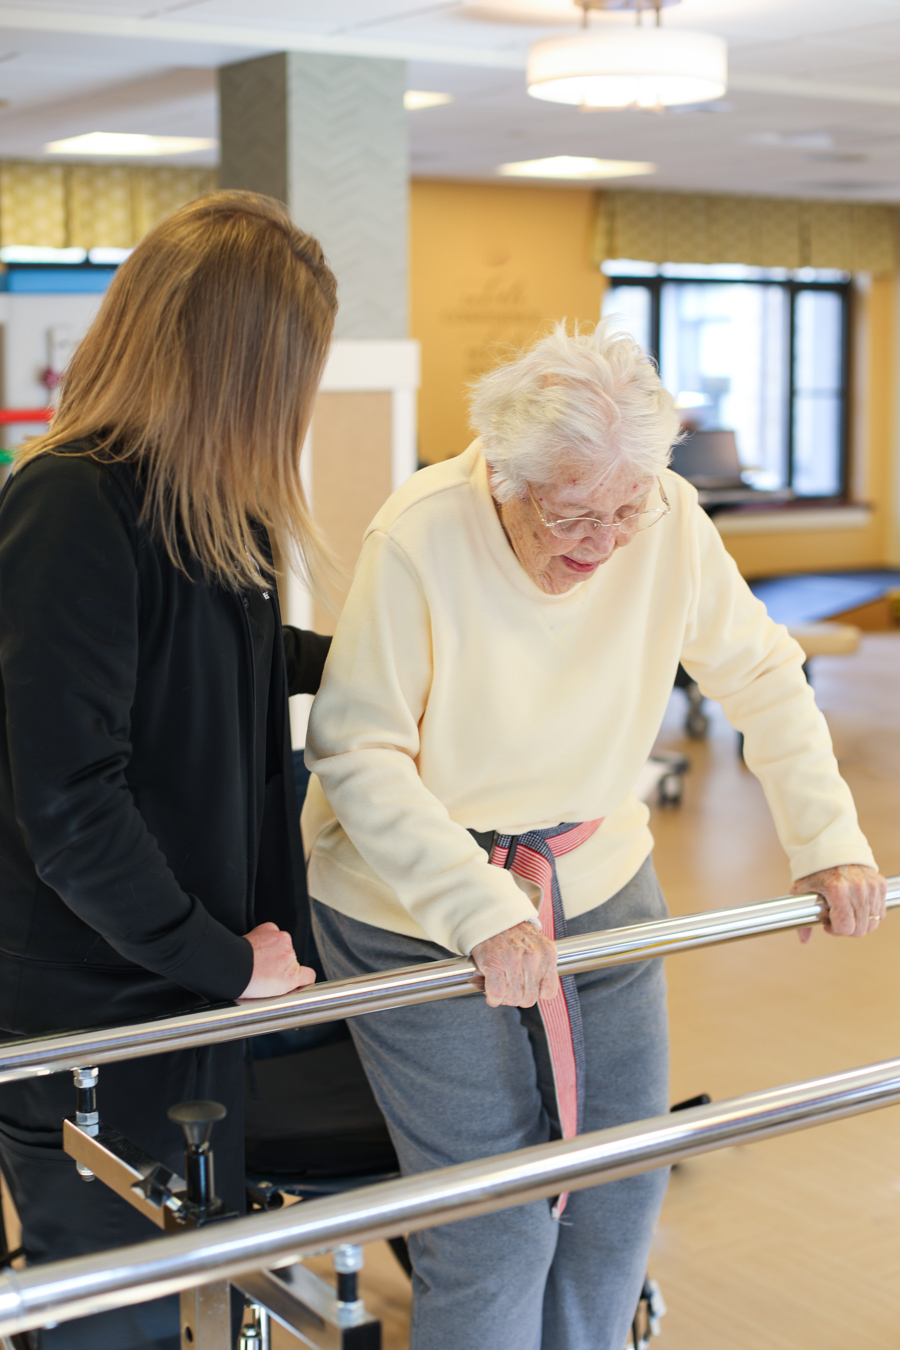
<box><xmin>219</xmin><ymin>52</ymin><xmax>408</xmax><ymax>339</ymax></box>
<box><xmin>218</xmin><ymin>55</ymin><xmax>289</xmax><ymax>207</ymax></box>
<box><xmin>286</xmin><ymin>54</ymin><xmax>408</xmax><ymax>341</ymax></box>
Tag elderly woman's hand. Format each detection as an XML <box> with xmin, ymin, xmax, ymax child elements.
<box><xmin>470</xmin><ymin>921</ymin><xmax>559</xmax><ymax>1008</ymax></box>
<box><xmin>793</xmin><ymin>864</ymin><xmax>887</xmax><ymax>943</ymax></box>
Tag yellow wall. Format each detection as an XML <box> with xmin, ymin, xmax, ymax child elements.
<box><xmin>410</xmin><ymin>179</ymin><xmax>605</xmax><ymax>465</ymax></box>
<box><xmin>410</xmin><ymin>178</ymin><xmax>897</xmax><ymax>576</ymax></box>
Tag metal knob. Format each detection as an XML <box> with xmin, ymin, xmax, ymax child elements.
<box><xmin>167</xmin><ymin>1100</ymin><xmax>227</xmax><ymax>1209</ymax></box>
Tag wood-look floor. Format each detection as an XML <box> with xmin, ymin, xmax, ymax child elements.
<box><xmin>4</xmin><ymin>635</ymin><xmax>899</xmax><ymax>1348</ymax></box>
<box><xmin>291</xmin><ymin>633</ymin><xmax>900</xmax><ymax>1349</ymax></box>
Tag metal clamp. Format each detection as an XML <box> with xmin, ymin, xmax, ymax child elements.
<box><xmin>61</xmin><ymin>1087</ymin><xmax>381</xmax><ymax>1349</ymax></box>
<box><xmin>236</xmin><ymin>1264</ymin><xmax>380</xmax><ymax>1350</ymax></box>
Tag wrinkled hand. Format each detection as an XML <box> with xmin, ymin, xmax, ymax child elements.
<box><xmin>470</xmin><ymin>921</ymin><xmax>559</xmax><ymax>1008</ymax></box>
<box><xmin>794</xmin><ymin>864</ymin><xmax>887</xmax><ymax>944</ymax></box>
<box><xmin>239</xmin><ymin>922</ymin><xmax>317</xmax><ymax>999</ymax></box>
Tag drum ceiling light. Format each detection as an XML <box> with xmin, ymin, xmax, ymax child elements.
<box><xmin>525</xmin><ymin>2</ymin><xmax>727</xmax><ymax>111</ymax></box>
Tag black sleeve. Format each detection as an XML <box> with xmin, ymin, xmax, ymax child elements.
<box><xmin>283</xmin><ymin>626</ymin><xmax>332</xmax><ymax>696</ymax></box>
<box><xmin>0</xmin><ymin>457</ymin><xmax>253</xmax><ymax>1001</ymax></box>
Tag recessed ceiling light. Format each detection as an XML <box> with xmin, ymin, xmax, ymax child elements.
<box><xmin>45</xmin><ymin>133</ymin><xmax>217</xmax><ymax>157</ymax></box>
<box><xmin>498</xmin><ymin>155</ymin><xmax>656</xmax><ymax>179</ymax></box>
<box><xmin>404</xmin><ymin>90</ymin><xmax>454</xmax><ymax>111</ymax></box>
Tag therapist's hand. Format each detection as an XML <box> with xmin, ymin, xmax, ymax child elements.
<box><xmin>239</xmin><ymin>922</ymin><xmax>317</xmax><ymax>998</ymax></box>
<box><xmin>471</xmin><ymin>921</ymin><xmax>559</xmax><ymax>1008</ymax></box>
<box><xmin>793</xmin><ymin>864</ymin><xmax>887</xmax><ymax>944</ymax></box>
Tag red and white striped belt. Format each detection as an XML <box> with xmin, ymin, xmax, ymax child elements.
<box><xmin>470</xmin><ymin>819</ymin><xmax>602</xmax><ymax>1217</ymax></box>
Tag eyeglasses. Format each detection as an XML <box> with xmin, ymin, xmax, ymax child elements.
<box><xmin>528</xmin><ymin>478</ymin><xmax>670</xmax><ymax>541</ymax></box>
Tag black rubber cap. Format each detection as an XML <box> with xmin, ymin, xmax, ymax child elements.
<box><xmin>167</xmin><ymin>1100</ymin><xmax>227</xmax><ymax>1148</ymax></box>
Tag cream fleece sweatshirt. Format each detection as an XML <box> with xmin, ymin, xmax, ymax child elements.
<box><xmin>303</xmin><ymin>442</ymin><xmax>876</xmax><ymax>956</ymax></box>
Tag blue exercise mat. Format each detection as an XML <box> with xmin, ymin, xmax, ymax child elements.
<box><xmin>749</xmin><ymin>571</ymin><xmax>900</xmax><ymax>626</ymax></box>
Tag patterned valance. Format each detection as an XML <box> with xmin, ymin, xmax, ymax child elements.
<box><xmin>0</xmin><ymin>161</ymin><xmax>218</xmax><ymax>250</ymax></box>
<box><xmin>594</xmin><ymin>190</ymin><xmax>900</xmax><ymax>274</ymax></box>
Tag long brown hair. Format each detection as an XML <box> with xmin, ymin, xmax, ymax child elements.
<box><xmin>16</xmin><ymin>190</ymin><xmax>338</xmax><ymax>593</ymax></box>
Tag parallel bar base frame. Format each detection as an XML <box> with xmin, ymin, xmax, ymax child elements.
<box><xmin>235</xmin><ymin>1268</ymin><xmax>380</xmax><ymax>1350</ymax></box>
<box><xmin>181</xmin><ymin>1280</ymin><xmax>231</xmax><ymax>1349</ymax></box>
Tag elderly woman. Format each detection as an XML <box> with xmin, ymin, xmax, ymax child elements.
<box><xmin>302</xmin><ymin>325</ymin><xmax>885</xmax><ymax>1350</ymax></box>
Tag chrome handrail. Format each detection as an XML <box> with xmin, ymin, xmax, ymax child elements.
<box><xmin>0</xmin><ymin>877</ymin><xmax>897</xmax><ymax>1084</ymax></box>
<box><xmin>1</xmin><ymin>1053</ymin><xmax>899</xmax><ymax>1337</ymax></box>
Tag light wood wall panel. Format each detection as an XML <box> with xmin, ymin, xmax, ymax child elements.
<box><xmin>311</xmin><ymin>389</ymin><xmax>394</xmax><ymax>632</ymax></box>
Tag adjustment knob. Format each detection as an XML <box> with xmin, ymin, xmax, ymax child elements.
<box><xmin>168</xmin><ymin>1100</ymin><xmax>227</xmax><ymax>1150</ymax></box>
<box><xmin>168</xmin><ymin>1101</ymin><xmax>228</xmax><ymax>1210</ymax></box>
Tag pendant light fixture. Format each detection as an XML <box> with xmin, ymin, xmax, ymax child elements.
<box><xmin>462</xmin><ymin>0</ymin><xmax>681</xmax><ymax>20</ymax></box>
<box><xmin>518</xmin><ymin>1</ymin><xmax>727</xmax><ymax>111</ymax></box>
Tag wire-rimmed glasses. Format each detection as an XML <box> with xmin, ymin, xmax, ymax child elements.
<box><xmin>527</xmin><ymin>478</ymin><xmax>670</xmax><ymax>541</ymax></box>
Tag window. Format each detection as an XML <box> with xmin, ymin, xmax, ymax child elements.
<box><xmin>601</xmin><ymin>263</ymin><xmax>851</xmax><ymax>498</ymax></box>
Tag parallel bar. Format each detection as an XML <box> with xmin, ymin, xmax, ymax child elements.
<box><xmin>0</xmin><ymin>879</ymin><xmax>897</xmax><ymax>1084</ymax></box>
<box><xmin>2</xmin><ymin>1054</ymin><xmax>900</xmax><ymax>1336</ymax></box>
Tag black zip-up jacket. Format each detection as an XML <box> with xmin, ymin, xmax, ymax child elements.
<box><xmin>0</xmin><ymin>449</ymin><xmax>330</xmax><ymax>1035</ymax></box>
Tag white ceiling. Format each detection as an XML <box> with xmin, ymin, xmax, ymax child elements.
<box><xmin>4</xmin><ymin>1</ymin><xmax>900</xmax><ymax>198</ymax></box>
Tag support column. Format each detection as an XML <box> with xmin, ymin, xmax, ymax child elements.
<box><xmin>218</xmin><ymin>52</ymin><xmax>419</xmax><ymax>744</ymax></box>
<box><xmin>220</xmin><ymin>52</ymin><xmax>408</xmax><ymax>342</ymax></box>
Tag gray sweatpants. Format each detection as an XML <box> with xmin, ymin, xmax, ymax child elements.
<box><xmin>311</xmin><ymin>856</ymin><xmax>670</xmax><ymax>1350</ymax></box>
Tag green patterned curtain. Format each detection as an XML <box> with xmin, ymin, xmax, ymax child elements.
<box><xmin>594</xmin><ymin>190</ymin><xmax>900</xmax><ymax>273</ymax></box>
<box><xmin>0</xmin><ymin>161</ymin><xmax>218</xmax><ymax>249</ymax></box>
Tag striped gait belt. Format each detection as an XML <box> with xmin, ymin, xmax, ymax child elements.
<box><xmin>470</xmin><ymin>819</ymin><xmax>602</xmax><ymax>1218</ymax></box>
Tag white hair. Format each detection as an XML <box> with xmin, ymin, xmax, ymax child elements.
<box><xmin>469</xmin><ymin>321</ymin><xmax>680</xmax><ymax>502</ymax></box>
